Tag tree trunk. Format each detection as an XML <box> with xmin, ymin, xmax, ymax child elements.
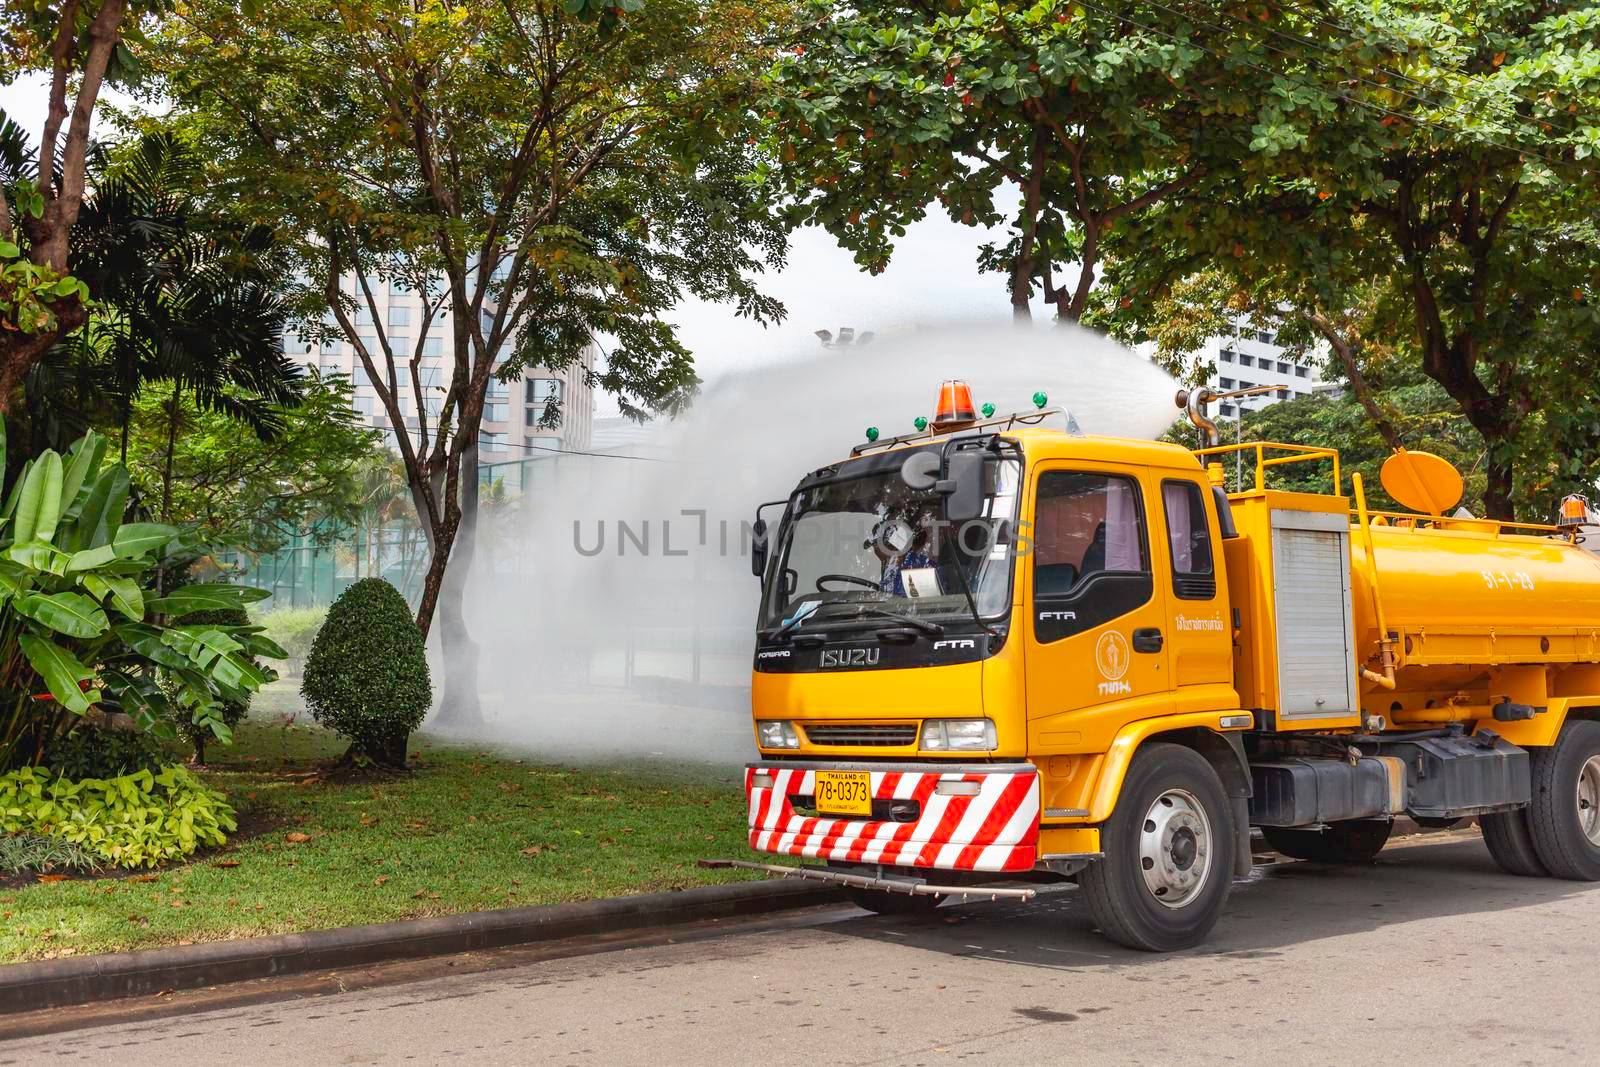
<box><xmin>161</xmin><ymin>381</ymin><xmax>181</xmax><ymax>522</ymax></box>
<box><xmin>1484</xmin><ymin>450</ymin><xmax>1516</xmax><ymax>523</ymax></box>
<box><xmin>432</xmin><ymin>443</ymin><xmax>482</xmax><ymax>729</ymax></box>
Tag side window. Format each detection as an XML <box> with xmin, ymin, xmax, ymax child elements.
<box><xmin>1032</xmin><ymin>471</ymin><xmax>1152</xmax><ymax>643</ymax></box>
<box><xmin>1161</xmin><ymin>480</ymin><xmax>1216</xmax><ymax>600</ymax></box>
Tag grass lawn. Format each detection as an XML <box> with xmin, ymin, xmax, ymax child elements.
<box><xmin>2</xmin><ymin>718</ymin><xmax>770</xmax><ymax>963</ymax></box>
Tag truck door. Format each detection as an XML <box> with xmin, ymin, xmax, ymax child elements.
<box><xmin>1157</xmin><ymin>477</ymin><xmax>1235</xmax><ymax>711</ymax></box>
<box><xmin>1024</xmin><ymin>464</ymin><xmax>1173</xmax><ymax>748</ymax></box>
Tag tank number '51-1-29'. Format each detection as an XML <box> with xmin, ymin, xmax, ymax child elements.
<box><xmin>1481</xmin><ymin>570</ymin><xmax>1535</xmax><ymax>591</ymax></box>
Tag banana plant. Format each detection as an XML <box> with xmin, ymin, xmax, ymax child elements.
<box><xmin>0</xmin><ymin>419</ymin><xmax>282</xmax><ymax>770</ymax></box>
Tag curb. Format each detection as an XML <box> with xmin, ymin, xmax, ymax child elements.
<box><xmin>0</xmin><ymin>877</ymin><xmax>843</xmax><ymax>1015</ymax></box>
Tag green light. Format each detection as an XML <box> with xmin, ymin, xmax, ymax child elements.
<box><xmin>1032</xmin><ymin>391</ymin><xmax>1048</xmax><ymax>409</ymax></box>
<box><xmin>913</xmin><ymin>416</ymin><xmax>928</xmax><ymax>431</ymax></box>
<box><xmin>980</xmin><ymin>402</ymin><xmax>995</xmax><ymax>418</ymax></box>
<box><xmin>865</xmin><ymin>426</ymin><xmax>879</xmax><ymax>442</ymax></box>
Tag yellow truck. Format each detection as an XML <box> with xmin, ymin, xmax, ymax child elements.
<box><xmin>717</xmin><ymin>380</ymin><xmax>1600</xmax><ymax>950</ymax></box>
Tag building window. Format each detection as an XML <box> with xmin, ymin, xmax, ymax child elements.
<box><xmin>388</xmin><ymin>335</ymin><xmax>411</xmax><ymax>357</ymax></box>
<box><xmin>1238</xmin><ymin>355</ymin><xmax>1254</xmax><ymax>368</ymax></box>
<box><xmin>481</xmin><ymin>432</ymin><xmax>505</xmax><ymax>453</ymax></box>
<box><xmin>354</xmin><ymin>304</ymin><xmax>374</xmax><ymax>325</ymax></box>
<box><xmin>352</xmin><ymin>395</ymin><xmax>373</xmax><ymax>416</ymax></box>
<box><xmin>423</xmin><ymin>337</ymin><xmax>443</xmax><ymax>358</ymax></box>
<box><xmin>1295</xmin><ymin>365</ymin><xmax>1309</xmax><ymax>378</ymax></box>
<box><xmin>525</xmin><ymin>378</ymin><xmax>563</xmax><ymax>404</ymax></box>
<box><xmin>1220</xmin><ymin>348</ymin><xmax>1234</xmax><ymax>362</ymax></box>
<box><xmin>1277</xmin><ymin>388</ymin><xmax>1290</xmax><ymax>399</ymax></box>
<box><xmin>353</xmin><ymin>366</ymin><xmax>372</xmax><ymax>388</ymax></box>
<box><xmin>1219</xmin><ymin>377</ymin><xmax>1235</xmax><ymax>389</ymax></box>
<box><xmin>1277</xmin><ymin>361</ymin><xmax>1290</xmax><ymax>374</ymax></box>
<box><xmin>487</xmin><ymin>376</ymin><xmax>509</xmax><ymax>400</ymax></box>
<box><xmin>485</xmin><ymin>402</ymin><xmax>507</xmax><ymax>423</ymax></box>
<box><xmin>388</xmin><ymin>305</ymin><xmax>411</xmax><ymax>327</ymax></box>
<box><xmin>1219</xmin><ymin>403</ymin><xmax>1235</xmax><ymax>417</ymax></box>
<box><xmin>1257</xmin><ymin>330</ymin><xmax>1276</xmax><ymax>344</ymax></box>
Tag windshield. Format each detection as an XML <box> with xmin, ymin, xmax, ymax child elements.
<box><xmin>759</xmin><ymin>445</ymin><xmax>1021</xmax><ymax>631</ymax></box>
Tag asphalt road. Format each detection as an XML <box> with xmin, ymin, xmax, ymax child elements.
<box><xmin>7</xmin><ymin>830</ymin><xmax>1598</xmax><ymax>1065</ymax></box>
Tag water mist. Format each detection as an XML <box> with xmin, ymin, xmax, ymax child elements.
<box><xmin>446</xmin><ymin>321</ymin><xmax>1177</xmax><ymax>768</ymax></box>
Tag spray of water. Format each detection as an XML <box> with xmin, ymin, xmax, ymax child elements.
<box><xmin>452</xmin><ymin>321</ymin><xmax>1176</xmax><ymax>767</ymax></box>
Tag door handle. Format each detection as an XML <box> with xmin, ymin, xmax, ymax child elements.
<box><xmin>1132</xmin><ymin>627</ymin><xmax>1164</xmax><ymax>653</ymax></box>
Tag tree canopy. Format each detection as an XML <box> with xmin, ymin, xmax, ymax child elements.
<box><xmin>1099</xmin><ymin>0</ymin><xmax>1600</xmax><ymax>520</ymax></box>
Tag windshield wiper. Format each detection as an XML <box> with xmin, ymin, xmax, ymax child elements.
<box><xmin>844</xmin><ymin>607</ymin><xmax>945</xmax><ymax>637</ymax></box>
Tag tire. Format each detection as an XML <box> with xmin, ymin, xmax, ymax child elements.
<box><xmin>1080</xmin><ymin>743</ymin><xmax>1235</xmax><ymax>952</ymax></box>
<box><xmin>1261</xmin><ymin>820</ymin><xmax>1392</xmax><ymax>864</ymax></box>
<box><xmin>1525</xmin><ymin>721</ymin><xmax>1600</xmax><ymax>881</ymax></box>
<box><xmin>848</xmin><ymin>889</ymin><xmax>941</xmax><ymax>916</ymax></box>
<box><xmin>1480</xmin><ymin>808</ymin><xmax>1548</xmax><ymax>877</ymax></box>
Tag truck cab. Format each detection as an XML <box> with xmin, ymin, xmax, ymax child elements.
<box><xmin>728</xmin><ymin>381</ymin><xmax>1600</xmax><ymax>950</ymax></box>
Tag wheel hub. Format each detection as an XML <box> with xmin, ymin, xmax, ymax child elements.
<box><xmin>1138</xmin><ymin>788</ymin><xmax>1213</xmax><ymax>909</ymax></box>
<box><xmin>1577</xmin><ymin>755</ymin><xmax>1600</xmax><ymax>847</ymax></box>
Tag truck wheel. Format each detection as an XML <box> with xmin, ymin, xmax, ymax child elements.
<box><xmin>1080</xmin><ymin>743</ymin><xmax>1235</xmax><ymax>952</ymax></box>
<box><xmin>847</xmin><ymin>889</ymin><xmax>941</xmax><ymax>916</ymax></box>
<box><xmin>1480</xmin><ymin>808</ymin><xmax>1548</xmax><ymax>877</ymax></box>
<box><xmin>1261</xmin><ymin>820</ymin><xmax>1391</xmax><ymax>863</ymax></box>
<box><xmin>1526</xmin><ymin>721</ymin><xmax>1600</xmax><ymax>881</ymax></box>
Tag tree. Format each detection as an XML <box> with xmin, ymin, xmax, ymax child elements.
<box><xmin>766</xmin><ymin>0</ymin><xmax>1286</xmax><ymax>321</ymax></box>
<box><xmin>0</xmin><ymin>0</ymin><xmax>147</xmax><ymax>403</ymax></box>
<box><xmin>1100</xmin><ymin>1</ymin><xmax>1600</xmax><ymax>520</ymax></box>
<box><xmin>151</xmin><ymin>0</ymin><xmax>790</xmax><ymax>725</ymax></box>
<box><xmin>124</xmin><ymin>371</ymin><xmax>380</xmax><ymax>556</ymax></box>
<box><xmin>0</xmin><ymin>117</ymin><xmax>305</xmax><ymax>463</ymax></box>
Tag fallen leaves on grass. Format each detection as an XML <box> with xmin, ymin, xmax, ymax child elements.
<box><xmin>519</xmin><ymin>844</ymin><xmax>556</xmax><ymax>857</ymax></box>
<box><xmin>128</xmin><ymin>874</ymin><xmax>159</xmax><ymax>883</ymax></box>
<box><xmin>284</xmin><ymin>832</ymin><xmax>312</xmax><ymax>844</ymax></box>
<box><xmin>373</xmin><ymin>876</ymin><xmax>389</xmax><ymax>887</ymax></box>
<box><xmin>35</xmin><ymin>874</ymin><xmax>67</xmax><ymax>884</ymax></box>
<box><xmin>213</xmin><ymin>860</ymin><xmax>241</xmax><ymax>869</ymax></box>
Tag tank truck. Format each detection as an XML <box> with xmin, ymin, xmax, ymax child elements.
<box><xmin>706</xmin><ymin>381</ymin><xmax>1600</xmax><ymax>950</ymax></box>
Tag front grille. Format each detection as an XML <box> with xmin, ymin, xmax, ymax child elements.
<box><xmin>801</xmin><ymin>722</ymin><xmax>918</xmax><ymax>747</ymax></box>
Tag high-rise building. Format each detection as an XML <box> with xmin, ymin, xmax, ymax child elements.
<box><xmin>283</xmin><ymin>277</ymin><xmax>595</xmax><ymax>460</ymax></box>
<box><xmin>1196</xmin><ymin>316</ymin><xmax>1326</xmax><ymax>420</ymax></box>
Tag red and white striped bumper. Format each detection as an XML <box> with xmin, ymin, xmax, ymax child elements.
<box><xmin>745</xmin><ymin>762</ymin><xmax>1040</xmax><ymax>873</ymax></box>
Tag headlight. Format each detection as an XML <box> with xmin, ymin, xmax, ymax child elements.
<box><xmin>757</xmin><ymin>720</ymin><xmax>801</xmax><ymax>749</ymax></box>
<box><xmin>919</xmin><ymin>718</ymin><xmax>996</xmax><ymax>752</ymax></box>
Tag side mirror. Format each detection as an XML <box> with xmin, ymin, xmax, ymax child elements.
<box><xmin>940</xmin><ymin>451</ymin><xmax>985</xmax><ymax>524</ymax></box>
<box><xmin>750</xmin><ymin>517</ymin><xmax>768</xmax><ymax>579</ymax></box>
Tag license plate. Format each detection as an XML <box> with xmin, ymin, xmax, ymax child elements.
<box><xmin>814</xmin><ymin>771</ymin><xmax>873</xmax><ymax>816</ymax></box>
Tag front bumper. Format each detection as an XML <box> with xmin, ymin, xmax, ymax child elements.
<box><xmin>745</xmin><ymin>760</ymin><xmax>1040</xmax><ymax>873</ymax></box>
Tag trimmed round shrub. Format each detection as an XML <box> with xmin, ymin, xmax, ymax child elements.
<box><xmin>170</xmin><ymin>605</ymin><xmax>258</xmax><ymax>763</ymax></box>
<box><xmin>301</xmin><ymin>579</ymin><xmax>431</xmax><ymax>765</ymax></box>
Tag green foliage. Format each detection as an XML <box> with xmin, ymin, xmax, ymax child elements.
<box><xmin>0</xmin><ymin>765</ymin><xmax>237</xmax><ymax>869</ymax></box>
<box><xmin>301</xmin><ymin>579</ymin><xmax>430</xmax><ymax>761</ymax></box>
<box><xmin>126</xmin><ymin>372</ymin><xmax>380</xmax><ymax>556</ymax></box>
<box><xmin>0</xmin><ymin>833</ymin><xmax>102</xmax><ymax>876</ymax></box>
<box><xmin>0</xmin><ymin>418</ymin><xmax>282</xmax><ymax>771</ymax></box>
<box><xmin>251</xmin><ymin>604</ymin><xmax>328</xmax><ymax>676</ymax></box>
<box><xmin>1099</xmin><ymin>2</ymin><xmax>1600</xmax><ymax>519</ymax></box>
<box><xmin>164</xmin><ymin>607</ymin><xmax>258</xmax><ymax>762</ymax></box>
<box><xmin>1171</xmin><ymin>381</ymin><xmax>1490</xmax><ymax>512</ymax></box>
<box><xmin>767</xmin><ymin>0</ymin><xmax>1275</xmax><ymax>319</ymax></box>
<box><xmin>40</xmin><ymin>726</ymin><xmax>169</xmax><ymax>781</ymax></box>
